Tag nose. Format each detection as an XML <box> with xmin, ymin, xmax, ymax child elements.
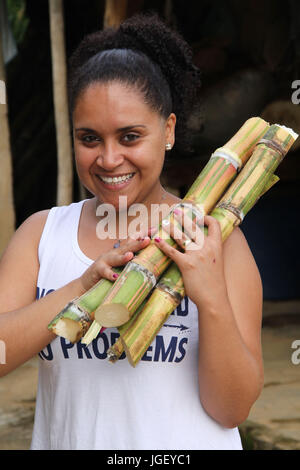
<box><xmin>96</xmin><ymin>142</ymin><xmax>125</xmax><ymax>171</ymax></box>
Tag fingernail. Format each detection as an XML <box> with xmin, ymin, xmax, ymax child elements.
<box><xmin>154</xmin><ymin>237</ymin><xmax>161</xmax><ymax>242</ymax></box>
<box><xmin>113</xmin><ymin>273</ymin><xmax>119</xmax><ymax>279</ymax></box>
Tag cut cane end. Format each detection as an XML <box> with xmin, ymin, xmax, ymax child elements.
<box><xmin>107</xmin><ymin>347</ymin><xmax>119</xmax><ymax>363</ymax></box>
<box><xmin>51</xmin><ymin>318</ymin><xmax>88</xmax><ymax>343</ymax></box>
<box><xmin>81</xmin><ymin>320</ymin><xmax>101</xmax><ymax>345</ymax></box>
<box><xmin>275</xmin><ymin>124</ymin><xmax>298</xmax><ymax>141</ymax></box>
<box><xmin>94</xmin><ymin>303</ymin><xmax>130</xmax><ymax>328</ymax></box>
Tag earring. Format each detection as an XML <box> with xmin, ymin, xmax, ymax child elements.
<box><xmin>165</xmin><ymin>143</ymin><xmax>172</xmax><ymax>151</ymax></box>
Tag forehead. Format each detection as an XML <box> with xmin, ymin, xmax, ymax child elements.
<box><xmin>73</xmin><ymin>81</ymin><xmax>161</xmax><ymax>128</ymax></box>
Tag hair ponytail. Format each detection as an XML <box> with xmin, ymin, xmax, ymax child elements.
<box><xmin>68</xmin><ymin>13</ymin><xmax>201</xmax><ymax>153</ymax></box>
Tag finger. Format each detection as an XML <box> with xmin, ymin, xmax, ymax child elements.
<box><xmin>173</xmin><ymin>210</ymin><xmax>205</xmax><ymax>247</ymax></box>
<box><xmin>105</xmin><ymin>250</ymin><xmax>134</xmax><ymax>267</ymax></box>
<box><xmin>161</xmin><ymin>218</ymin><xmax>188</xmax><ymax>250</ymax></box>
<box><xmin>174</xmin><ymin>205</ymin><xmax>204</xmax><ymax>226</ymax></box>
<box><xmin>116</xmin><ymin>236</ymin><xmax>151</xmax><ymax>255</ymax></box>
<box><xmin>106</xmin><ymin>238</ymin><xmax>150</xmax><ymax>267</ymax></box>
<box><xmin>164</xmin><ymin>227</ymin><xmax>199</xmax><ymax>252</ymax></box>
<box><xmin>153</xmin><ymin>236</ymin><xmax>184</xmax><ymax>263</ymax></box>
<box><xmin>96</xmin><ymin>263</ymin><xmax>121</xmax><ymax>282</ymax></box>
<box><xmin>148</xmin><ymin>226</ymin><xmax>159</xmax><ymax>237</ymax></box>
<box><xmin>204</xmin><ymin>215</ymin><xmax>222</xmax><ymax>241</ymax></box>
<box><xmin>161</xmin><ymin>214</ymin><xmax>204</xmax><ymax>251</ymax></box>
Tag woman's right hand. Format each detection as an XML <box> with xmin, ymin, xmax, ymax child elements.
<box><xmin>78</xmin><ymin>236</ymin><xmax>151</xmax><ymax>292</ymax></box>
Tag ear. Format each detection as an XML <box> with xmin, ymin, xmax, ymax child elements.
<box><xmin>165</xmin><ymin>113</ymin><xmax>176</xmax><ymax>148</ymax></box>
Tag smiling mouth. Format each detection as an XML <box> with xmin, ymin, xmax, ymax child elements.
<box><xmin>97</xmin><ymin>173</ymin><xmax>135</xmax><ymax>185</ymax></box>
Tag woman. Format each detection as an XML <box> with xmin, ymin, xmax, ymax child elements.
<box><xmin>0</xmin><ymin>14</ymin><xmax>263</xmax><ymax>450</ymax></box>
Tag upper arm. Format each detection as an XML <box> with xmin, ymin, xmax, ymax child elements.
<box><xmin>223</xmin><ymin>227</ymin><xmax>263</xmax><ymax>364</ymax></box>
<box><xmin>0</xmin><ymin>210</ymin><xmax>50</xmax><ymax>312</ymax></box>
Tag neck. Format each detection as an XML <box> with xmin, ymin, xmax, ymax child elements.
<box><xmin>94</xmin><ymin>184</ymin><xmax>177</xmax><ymax>241</ymax></box>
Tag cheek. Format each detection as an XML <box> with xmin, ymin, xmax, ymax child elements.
<box><xmin>75</xmin><ymin>147</ymin><xmax>96</xmax><ymax>172</ymax></box>
<box><xmin>133</xmin><ymin>141</ymin><xmax>165</xmax><ymax>173</ymax></box>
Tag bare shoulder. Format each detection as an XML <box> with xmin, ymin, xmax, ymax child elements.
<box><xmin>0</xmin><ymin>210</ymin><xmax>51</xmax><ymax>310</ymax></box>
<box><xmin>17</xmin><ymin>209</ymin><xmax>50</xmax><ymax>232</ymax></box>
<box><xmin>2</xmin><ymin>209</ymin><xmax>50</xmax><ymax>257</ymax></box>
<box><xmin>0</xmin><ymin>209</ymin><xmax>51</xmax><ymax>265</ymax></box>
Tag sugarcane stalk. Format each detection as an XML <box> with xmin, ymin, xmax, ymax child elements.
<box><xmin>107</xmin><ymin>271</ymin><xmax>183</xmax><ymax>363</ymax></box>
<box><xmin>118</xmin><ymin>263</ymin><xmax>184</xmax><ymax>366</ymax></box>
<box><xmin>48</xmin><ymin>268</ymin><xmax>122</xmax><ymax>342</ymax></box>
<box><xmin>119</xmin><ymin>123</ymin><xmax>298</xmax><ymax>367</ymax></box>
<box><xmin>48</xmin><ymin>117</ymin><xmax>268</xmax><ymax>341</ymax></box>
<box><xmin>108</xmin><ymin>337</ymin><xmax>125</xmax><ymax>363</ymax></box>
<box><xmin>80</xmin><ymin>321</ymin><xmax>102</xmax><ymax>346</ymax></box>
<box><xmin>107</xmin><ymin>298</ymin><xmax>149</xmax><ymax>362</ymax></box>
<box><xmin>212</xmin><ymin>124</ymin><xmax>298</xmax><ymax>239</ymax></box>
<box><xmin>93</xmin><ymin>117</ymin><xmax>269</xmax><ymax>327</ymax></box>
<box><xmin>93</xmin><ymin>261</ymin><xmax>158</xmax><ymax>327</ymax></box>
<box><xmin>259</xmin><ymin>174</ymin><xmax>279</xmax><ymax>196</ymax></box>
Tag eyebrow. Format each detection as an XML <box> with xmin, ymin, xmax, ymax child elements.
<box><xmin>75</xmin><ymin>125</ymin><xmax>147</xmax><ymax>133</ymax></box>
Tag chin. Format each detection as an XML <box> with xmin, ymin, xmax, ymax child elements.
<box><xmin>97</xmin><ymin>194</ymin><xmax>133</xmax><ymax>211</ymax></box>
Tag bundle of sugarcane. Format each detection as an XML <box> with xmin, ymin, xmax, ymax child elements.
<box><xmin>84</xmin><ymin>117</ymin><xmax>269</xmax><ymax>328</ymax></box>
<box><xmin>48</xmin><ymin>117</ymin><xmax>269</xmax><ymax>343</ymax></box>
<box><xmin>108</xmin><ymin>123</ymin><xmax>298</xmax><ymax>367</ymax></box>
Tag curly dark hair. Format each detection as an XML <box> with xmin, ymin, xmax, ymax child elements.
<box><xmin>68</xmin><ymin>12</ymin><xmax>201</xmax><ymax>153</ymax></box>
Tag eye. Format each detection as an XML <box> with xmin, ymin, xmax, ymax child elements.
<box><xmin>122</xmin><ymin>133</ymin><xmax>139</xmax><ymax>143</ymax></box>
<box><xmin>81</xmin><ymin>135</ymin><xmax>101</xmax><ymax>144</ymax></box>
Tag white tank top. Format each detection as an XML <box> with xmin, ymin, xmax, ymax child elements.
<box><xmin>30</xmin><ymin>200</ymin><xmax>242</xmax><ymax>450</ymax></box>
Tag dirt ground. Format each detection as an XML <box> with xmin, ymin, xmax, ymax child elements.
<box><xmin>1</xmin><ymin>300</ymin><xmax>300</xmax><ymax>450</ymax></box>
<box><xmin>239</xmin><ymin>310</ymin><xmax>300</xmax><ymax>449</ymax></box>
<box><xmin>0</xmin><ymin>357</ymin><xmax>38</xmax><ymax>450</ymax></box>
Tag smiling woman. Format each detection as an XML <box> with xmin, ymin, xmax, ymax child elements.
<box><xmin>0</xmin><ymin>13</ymin><xmax>264</xmax><ymax>451</ymax></box>
<box><xmin>73</xmin><ymin>82</ymin><xmax>176</xmax><ymax>211</ymax></box>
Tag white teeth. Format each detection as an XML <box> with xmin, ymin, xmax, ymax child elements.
<box><xmin>99</xmin><ymin>173</ymin><xmax>134</xmax><ymax>184</ymax></box>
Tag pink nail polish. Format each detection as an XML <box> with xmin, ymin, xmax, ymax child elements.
<box><xmin>173</xmin><ymin>208</ymin><xmax>181</xmax><ymax>215</ymax></box>
<box><xmin>113</xmin><ymin>273</ymin><xmax>119</xmax><ymax>279</ymax></box>
<box><xmin>154</xmin><ymin>237</ymin><xmax>161</xmax><ymax>242</ymax></box>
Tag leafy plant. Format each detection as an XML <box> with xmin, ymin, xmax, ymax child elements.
<box><xmin>6</xmin><ymin>0</ymin><xmax>29</xmax><ymax>44</ymax></box>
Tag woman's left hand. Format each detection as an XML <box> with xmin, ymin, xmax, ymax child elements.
<box><xmin>154</xmin><ymin>212</ymin><xmax>228</xmax><ymax>309</ymax></box>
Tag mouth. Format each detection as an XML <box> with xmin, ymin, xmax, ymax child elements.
<box><xmin>96</xmin><ymin>172</ymin><xmax>135</xmax><ymax>190</ymax></box>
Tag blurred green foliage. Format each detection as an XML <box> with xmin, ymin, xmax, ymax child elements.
<box><xmin>239</xmin><ymin>428</ymin><xmax>255</xmax><ymax>450</ymax></box>
<box><xmin>6</xmin><ymin>0</ymin><xmax>29</xmax><ymax>44</ymax></box>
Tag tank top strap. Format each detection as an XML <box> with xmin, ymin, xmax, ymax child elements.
<box><xmin>38</xmin><ymin>200</ymin><xmax>87</xmax><ymax>265</ymax></box>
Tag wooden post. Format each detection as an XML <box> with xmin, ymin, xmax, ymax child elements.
<box><xmin>104</xmin><ymin>0</ymin><xmax>128</xmax><ymax>28</ymax></box>
<box><xmin>49</xmin><ymin>0</ymin><xmax>73</xmax><ymax>206</ymax></box>
<box><xmin>0</xmin><ymin>28</ymin><xmax>15</xmax><ymax>255</ymax></box>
